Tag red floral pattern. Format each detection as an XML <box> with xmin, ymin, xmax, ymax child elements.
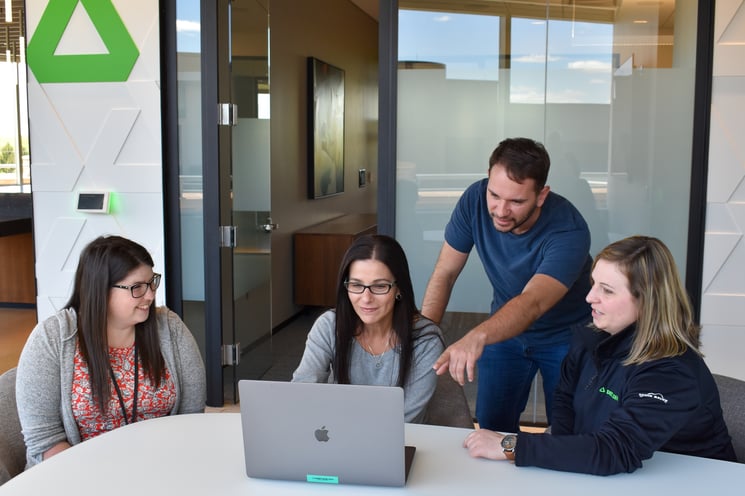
<box><xmin>72</xmin><ymin>344</ymin><xmax>176</xmax><ymax>441</ymax></box>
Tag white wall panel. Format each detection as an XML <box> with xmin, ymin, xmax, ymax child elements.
<box><xmin>28</xmin><ymin>0</ymin><xmax>165</xmax><ymax>319</ymax></box>
<box><xmin>701</xmin><ymin>232</ymin><xmax>740</xmax><ymax>290</ymax></box>
<box><xmin>702</xmin><ymin>0</ymin><xmax>745</xmax><ymax>380</ymax></box>
<box><xmin>703</xmin><ymin>325</ymin><xmax>745</xmax><ymax>380</ymax></box>
<box><xmin>713</xmin><ymin>0</ymin><xmax>745</xmax><ymax>76</ymax></box>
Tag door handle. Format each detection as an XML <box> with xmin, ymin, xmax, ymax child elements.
<box><xmin>259</xmin><ymin>217</ymin><xmax>278</xmax><ymax>233</ymax></box>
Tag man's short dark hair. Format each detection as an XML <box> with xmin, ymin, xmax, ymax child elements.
<box><xmin>488</xmin><ymin>137</ymin><xmax>550</xmax><ymax>192</ymax></box>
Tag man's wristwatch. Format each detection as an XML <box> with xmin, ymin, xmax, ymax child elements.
<box><xmin>501</xmin><ymin>434</ymin><xmax>517</xmax><ymax>461</ymax></box>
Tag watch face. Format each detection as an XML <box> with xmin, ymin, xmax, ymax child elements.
<box><xmin>501</xmin><ymin>435</ymin><xmax>517</xmax><ymax>451</ymax></box>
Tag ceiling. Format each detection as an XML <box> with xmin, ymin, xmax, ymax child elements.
<box><xmin>350</xmin><ymin>0</ymin><xmax>380</xmax><ymax>20</ymax></box>
<box><xmin>1</xmin><ymin>0</ymin><xmax>23</xmax><ymax>63</ymax></box>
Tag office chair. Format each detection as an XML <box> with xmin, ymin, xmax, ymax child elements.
<box><xmin>0</xmin><ymin>367</ymin><xmax>25</xmax><ymax>485</ymax></box>
<box><xmin>713</xmin><ymin>373</ymin><xmax>745</xmax><ymax>463</ymax></box>
<box><xmin>426</xmin><ymin>373</ymin><xmax>474</xmax><ymax>429</ymax></box>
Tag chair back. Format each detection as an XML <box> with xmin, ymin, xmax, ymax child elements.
<box><xmin>713</xmin><ymin>373</ymin><xmax>745</xmax><ymax>463</ymax></box>
<box><xmin>426</xmin><ymin>373</ymin><xmax>474</xmax><ymax>428</ymax></box>
<box><xmin>0</xmin><ymin>367</ymin><xmax>25</xmax><ymax>485</ymax></box>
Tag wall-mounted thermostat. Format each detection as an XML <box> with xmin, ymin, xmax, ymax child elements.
<box><xmin>76</xmin><ymin>192</ymin><xmax>110</xmax><ymax>213</ymax></box>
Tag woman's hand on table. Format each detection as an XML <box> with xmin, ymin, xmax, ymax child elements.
<box><xmin>463</xmin><ymin>429</ymin><xmax>509</xmax><ymax>460</ymax></box>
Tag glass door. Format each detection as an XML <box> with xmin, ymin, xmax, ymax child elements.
<box><xmin>175</xmin><ymin>0</ymin><xmax>273</xmax><ymax>405</ymax></box>
<box><xmin>225</xmin><ymin>0</ymin><xmax>274</xmax><ymax>399</ymax></box>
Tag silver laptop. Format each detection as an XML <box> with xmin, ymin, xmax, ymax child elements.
<box><xmin>238</xmin><ymin>379</ymin><xmax>415</xmax><ymax>487</ymax></box>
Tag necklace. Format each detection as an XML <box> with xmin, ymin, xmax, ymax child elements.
<box><xmin>108</xmin><ymin>344</ymin><xmax>139</xmax><ymax>425</ymax></box>
<box><xmin>361</xmin><ymin>331</ymin><xmax>393</xmax><ymax>369</ymax></box>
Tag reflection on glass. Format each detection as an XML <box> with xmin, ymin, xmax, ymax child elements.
<box><xmin>399</xmin><ymin>11</ymin><xmax>500</xmax><ymax>81</ymax></box>
<box><xmin>512</xmin><ymin>18</ymin><xmax>613</xmax><ymax>104</ymax></box>
<box><xmin>396</xmin><ymin>1</ymin><xmax>693</xmax><ymax>312</ymax></box>
<box><xmin>176</xmin><ymin>0</ymin><xmax>206</xmax><ymax>356</ymax></box>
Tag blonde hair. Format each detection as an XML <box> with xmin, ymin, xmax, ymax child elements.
<box><xmin>593</xmin><ymin>236</ymin><xmax>701</xmax><ymax>365</ymax></box>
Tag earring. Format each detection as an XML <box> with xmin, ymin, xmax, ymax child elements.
<box><xmin>395</xmin><ymin>293</ymin><xmax>401</xmax><ymax>301</ymax></box>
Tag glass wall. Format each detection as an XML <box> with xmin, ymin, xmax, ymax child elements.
<box><xmin>0</xmin><ymin>0</ymin><xmax>29</xmax><ymax>193</ymax></box>
<box><xmin>175</xmin><ymin>0</ymin><xmax>207</xmax><ymax>352</ymax></box>
<box><xmin>396</xmin><ymin>1</ymin><xmax>696</xmax><ymax>312</ymax></box>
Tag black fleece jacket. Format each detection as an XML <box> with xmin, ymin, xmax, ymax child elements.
<box><xmin>514</xmin><ymin>324</ymin><xmax>736</xmax><ymax>475</ymax></box>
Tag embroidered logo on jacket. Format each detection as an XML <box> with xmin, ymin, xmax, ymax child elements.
<box><xmin>638</xmin><ymin>392</ymin><xmax>668</xmax><ymax>404</ymax></box>
<box><xmin>598</xmin><ymin>386</ymin><xmax>619</xmax><ymax>401</ymax></box>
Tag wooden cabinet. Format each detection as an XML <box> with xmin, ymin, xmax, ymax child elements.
<box><xmin>294</xmin><ymin>214</ymin><xmax>377</xmax><ymax>307</ymax></box>
<box><xmin>0</xmin><ymin>219</ymin><xmax>35</xmax><ymax>305</ymax></box>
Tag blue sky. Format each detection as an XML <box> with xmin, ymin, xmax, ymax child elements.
<box><xmin>176</xmin><ymin>0</ymin><xmax>200</xmax><ymax>53</ymax></box>
<box><xmin>399</xmin><ymin>10</ymin><xmax>614</xmax><ymax>104</ymax></box>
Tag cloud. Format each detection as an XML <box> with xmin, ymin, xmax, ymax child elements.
<box><xmin>434</xmin><ymin>15</ymin><xmax>451</xmax><ymax>22</ymax></box>
<box><xmin>568</xmin><ymin>60</ymin><xmax>612</xmax><ymax>73</ymax></box>
<box><xmin>177</xmin><ymin>20</ymin><xmax>200</xmax><ymax>33</ymax></box>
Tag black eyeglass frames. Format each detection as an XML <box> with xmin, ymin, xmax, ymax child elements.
<box><xmin>112</xmin><ymin>273</ymin><xmax>162</xmax><ymax>298</ymax></box>
<box><xmin>344</xmin><ymin>280</ymin><xmax>396</xmax><ymax>295</ymax></box>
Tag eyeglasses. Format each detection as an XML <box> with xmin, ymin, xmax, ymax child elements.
<box><xmin>344</xmin><ymin>280</ymin><xmax>396</xmax><ymax>295</ymax></box>
<box><xmin>112</xmin><ymin>273</ymin><xmax>161</xmax><ymax>298</ymax></box>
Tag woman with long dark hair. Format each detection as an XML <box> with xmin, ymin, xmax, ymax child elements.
<box><xmin>292</xmin><ymin>234</ymin><xmax>444</xmax><ymax>422</ymax></box>
<box><xmin>17</xmin><ymin>236</ymin><xmax>205</xmax><ymax>468</ymax></box>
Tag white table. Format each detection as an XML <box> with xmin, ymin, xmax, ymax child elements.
<box><xmin>2</xmin><ymin>413</ymin><xmax>743</xmax><ymax>495</ymax></box>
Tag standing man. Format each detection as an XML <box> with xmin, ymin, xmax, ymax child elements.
<box><xmin>422</xmin><ymin>137</ymin><xmax>592</xmax><ymax>433</ymax></box>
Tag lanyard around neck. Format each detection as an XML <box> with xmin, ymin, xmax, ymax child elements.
<box><xmin>108</xmin><ymin>344</ymin><xmax>139</xmax><ymax>425</ymax></box>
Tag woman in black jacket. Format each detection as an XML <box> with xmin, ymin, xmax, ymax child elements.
<box><xmin>463</xmin><ymin>235</ymin><xmax>736</xmax><ymax>475</ymax></box>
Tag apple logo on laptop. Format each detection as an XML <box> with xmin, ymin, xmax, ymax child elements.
<box><xmin>314</xmin><ymin>426</ymin><xmax>330</xmax><ymax>442</ymax></box>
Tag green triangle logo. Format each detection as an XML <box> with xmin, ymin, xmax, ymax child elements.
<box><xmin>27</xmin><ymin>0</ymin><xmax>140</xmax><ymax>83</ymax></box>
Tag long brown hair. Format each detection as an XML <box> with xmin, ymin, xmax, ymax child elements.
<box><xmin>333</xmin><ymin>235</ymin><xmax>441</xmax><ymax>386</ymax></box>
<box><xmin>593</xmin><ymin>235</ymin><xmax>701</xmax><ymax>365</ymax></box>
<box><xmin>65</xmin><ymin>236</ymin><xmax>165</xmax><ymax>413</ymax></box>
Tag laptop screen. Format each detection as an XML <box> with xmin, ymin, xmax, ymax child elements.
<box><xmin>238</xmin><ymin>380</ymin><xmax>413</xmax><ymax>487</ymax></box>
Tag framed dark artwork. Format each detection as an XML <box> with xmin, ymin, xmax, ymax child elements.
<box><xmin>307</xmin><ymin>57</ymin><xmax>345</xmax><ymax>199</ymax></box>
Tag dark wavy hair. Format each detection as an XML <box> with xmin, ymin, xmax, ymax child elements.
<box><xmin>488</xmin><ymin>137</ymin><xmax>551</xmax><ymax>192</ymax></box>
<box><xmin>65</xmin><ymin>235</ymin><xmax>165</xmax><ymax>413</ymax></box>
<box><xmin>333</xmin><ymin>234</ymin><xmax>438</xmax><ymax>387</ymax></box>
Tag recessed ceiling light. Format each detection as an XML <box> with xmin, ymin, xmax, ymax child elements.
<box><xmin>633</xmin><ymin>20</ymin><xmax>649</xmax><ymax>24</ymax></box>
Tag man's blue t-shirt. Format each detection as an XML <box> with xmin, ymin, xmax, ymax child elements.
<box><xmin>444</xmin><ymin>178</ymin><xmax>592</xmax><ymax>345</ymax></box>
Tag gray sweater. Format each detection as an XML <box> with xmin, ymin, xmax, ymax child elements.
<box><xmin>16</xmin><ymin>307</ymin><xmax>206</xmax><ymax>468</ymax></box>
<box><xmin>291</xmin><ymin>310</ymin><xmax>444</xmax><ymax>423</ymax></box>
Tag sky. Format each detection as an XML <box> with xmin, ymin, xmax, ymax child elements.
<box><xmin>398</xmin><ymin>10</ymin><xmax>614</xmax><ymax>104</ymax></box>
<box><xmin>176</xmin><ymin>0</ymin><xmax>200</xmax><ymax>53</ymax></box>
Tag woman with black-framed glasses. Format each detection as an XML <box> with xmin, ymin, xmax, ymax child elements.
<box><xmin>16</xmin><ymin>236</ymin><xmax>206</xmax><ymax>468</ymax></box>
<box><xmin>292</xmin><ymin>234</ymin><xmax>445</xmax><ymax>423</ymax></box>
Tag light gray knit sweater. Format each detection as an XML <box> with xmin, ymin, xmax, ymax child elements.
<box><xmin>16</xmin><ymin>307</ymin><xmax>206</xmax><ymax>468</ymax></box>
<box><xmin>291</xmin><ymin>310</ymin><xmax>444</xmax><ymax>423</ymax></box>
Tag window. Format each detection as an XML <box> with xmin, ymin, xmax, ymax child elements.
<box><xmin>396</xmin><ymin>1</ymin><xmax>695</xmax><ymax>312</ymax></box>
